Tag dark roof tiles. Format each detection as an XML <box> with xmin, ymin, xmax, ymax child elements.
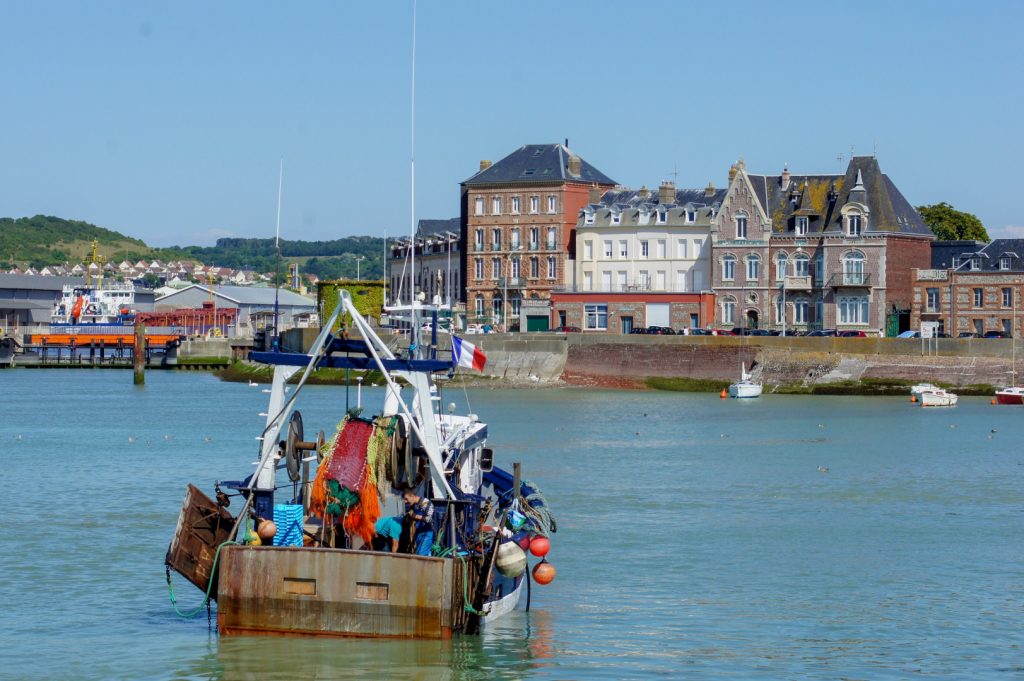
<box><xmin>463</xmin><ymin>144</ymin><xmax>616</xmax><ymax>186</ymax></box>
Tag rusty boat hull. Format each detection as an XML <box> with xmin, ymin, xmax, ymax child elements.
<box><xmin>217</xmin><ymin>545</ymin><xmax>460</xmax><ymax>639</ymax></box>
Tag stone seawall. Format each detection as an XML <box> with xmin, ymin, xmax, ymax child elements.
<box><xmin>563</xmin><ymin>335</ymin><xmax>1019</xmax><ymax>390</ymax></box>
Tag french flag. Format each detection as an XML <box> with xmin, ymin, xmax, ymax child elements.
<box><xmin>452</xmin><ymin>336</ymin><xmax>487</xmax><ymax>372</ymax></box>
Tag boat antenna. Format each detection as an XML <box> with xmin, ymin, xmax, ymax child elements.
<box><xmin>407</xmin><ymin>0</ymin><xmax>415</xmax><ymax>307</ymax></box>
<box><xmin>273</xmin><ymin>158</ymin><xmax>283</xmax><ymax>348</ymax></box>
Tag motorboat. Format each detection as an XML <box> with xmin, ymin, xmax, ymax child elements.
<box><xmin>994</xmin><ymin>386</ymin><xmax>1024</xmax><ymax>405</ymax></box>
<box><xmin>910</xmin><ymin>383</ymin><xmax>939</xmax><ymax>398</ymax></box>
<box><xmin>918</xmin><ymin>388</ymin><xmax>958</xmax><ymax>407</ymax></box>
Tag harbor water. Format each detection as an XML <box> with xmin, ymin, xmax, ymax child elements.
<box><xmin>1</xmin><ymin>369</ymin><xmax>1022</xmax><ymax>679</ymax></box>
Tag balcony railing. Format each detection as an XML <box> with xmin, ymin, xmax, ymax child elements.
<box><xmin>497</xmin><ymin>277</ymin><xmax>526</xmax><ymax>289</ymax></box>
<box><xmin>828</xmin><ymin>272</ymin><xmax>872</xmax><ymax>287</ymax></box>
<box><xmin>924</xmin><ymin>305</ymin><xmax>942</xmax><ymax>314</ymax></box>
<box><xmin>528</xmin><ymin>242</ymin><xmax>540</xmax><ymax>251</ymax></box>
<box><xmin>473</xmin><ymin>243</ymin><xmax>485</xmax><ymax>252</ymax></box>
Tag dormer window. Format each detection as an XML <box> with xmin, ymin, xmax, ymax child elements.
<box><xmin>656</xmin><ymin>210</ymin><xmax>667</xmax><ymax>224</ymax></box>
<box><xmin>584</xmin><ymin>210</ymin><xmax>595</xmax><ymax>225</ymax></box>
<box><xmin>847</xmin><ymin>214</ymin><xmax>862</xmax><ymax>237</ymax></box>
<box><xmin>971</xmin><ymin>256</ymin><xmax>981</xmax><ymax>271</ymax></box>
<box><xmin>795</xmin><ymin>216</ymin><xmax>809</xmax><ymax>236</ymax></box>
<box><xmin>686</xmin><ymin>209</ymin><xmax>696</xmax><ymax>223</ymax></box>
<box><xmin>735</xmin><ymin>213</ymin><xmax>748</xmax><ymax>239</ymax></box>
<box><xmin>1000</xmin><ymin>256</ymin><xmax>1011</xmax><ymax>270</ymax></box>
<box><xmin>611</xmin><ymin>211</ymin><xmax>621</xmax><ymax>225</ymax></box>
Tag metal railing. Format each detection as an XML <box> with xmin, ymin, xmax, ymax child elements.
<box><xmin>827</xmin><ymin>272</ymin><xmax>872</xmax><ymax>287</ymax></box>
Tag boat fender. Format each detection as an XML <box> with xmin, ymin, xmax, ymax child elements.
<box><xmin>495</xmin><ymin>541</ymin><xmax>527</xmax><ymax>578</ymax></box>
<box><xmin>532</xmin><ymin>559</ymin><xmax>556</xmax><ymax>585</ymax></box>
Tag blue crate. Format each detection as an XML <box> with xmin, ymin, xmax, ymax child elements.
<box><xmin>273</xmin><ymin>504</ymin><xmax>304</xmax><ymax>547</ymax></box>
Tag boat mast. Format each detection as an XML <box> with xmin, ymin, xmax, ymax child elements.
<box><xmin>273</xmin><ymin>158</ymin><xmax>284</xmax><ymax>346</ymax></box>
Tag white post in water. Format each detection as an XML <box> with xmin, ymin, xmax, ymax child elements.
<box><xmin>357</xmin><ymin>375</ymin><xmax>363</xmax><ymax>410</ymax></box>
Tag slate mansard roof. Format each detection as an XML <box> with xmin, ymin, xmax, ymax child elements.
<box><xmin>463</xmin><ymin>144</ymin><xmax>616</xmax><ymax>186</ymax></box>
<box><xmin>415</xmin><ymin>218</ymin><xmax>461</xmax><ymax>239</ymax></box>
<box><xmin>745</xmin><ymin>157</ymin><xmax>932</xmax><ymax>238</ymax></box>
<box><xmin>581</xmin><ymin>186</ymin><xmax>728</xmax><ymax>227</ymax></box>
<box><xmin>951</xmin><ymin>239</ymin><xmax>1024</xmax><ymax>273</ymax></box>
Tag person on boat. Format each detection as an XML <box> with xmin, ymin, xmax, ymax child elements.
<box><xmin>402</xmin><ymin>488</ymin><xmax>434</xmax><ymax>556</ymax></box>
<box><xmin>372</xmin><ymin>515</ymin><xmax>403</xmax><ymax>553</ymax></box>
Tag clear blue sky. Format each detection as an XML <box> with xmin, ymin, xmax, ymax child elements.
<box><xmin>3</xmin><ymin>1</ymin><xmax>1022</xmax><ymax>246</ymax></box>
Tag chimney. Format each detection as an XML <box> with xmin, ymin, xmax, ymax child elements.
<box><xmin>638</xmin><ymin>185</ymin><xmax>651</xmax><ymax>200</ymax></box>
<box><xmin>781</xmin><ymin>166</ymin><xmax>791</xmax><ymax>191</ymax></box>
<box><xmin>658</xmin><ymin>180</ymin><xmax>675</xmax><ymax>205</ymax></box>
<box><xmin>705</xmin><ymin>180</ymin><xmax>715</xmax><ymax>198</ymax></box>
<box><xmin>588</xmin><ymin>183</ymin><xmax>601</xmax><ymax>204</ymax></box>
<box><xmin>567</xmin><ymin>155</ymin><xmax>581</xmax><ymax>177</ymax></box>
<box><xmin>479</xmin><ymin>159</ymin><xmax>492</xmax><ymax>171</ymax></box>
<box><xmin>728</xmin><ymin>163</ymin><xmax>738</xmax><ymax>182</ymax></box>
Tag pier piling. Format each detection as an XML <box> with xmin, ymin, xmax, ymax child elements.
<box><xmin>134</xmin><ymin>322</ymin><xmax>146</xmax><ymax>385</ymax></box>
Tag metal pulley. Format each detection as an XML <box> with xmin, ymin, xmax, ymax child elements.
<box><xmin>283</xmin><ymin>411</ymin><xmax>325</xmax><ymax>482</ymax></box>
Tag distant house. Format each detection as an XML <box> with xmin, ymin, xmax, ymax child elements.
<box><xmin>389</xmin><ymin>217</ymin><xmax>461</xmax><ymax>307</ymax></box>
<box><xmin>911</xmin><ymin>239</ymin><xmax>1024</xmax><ymax>337</ymax></box>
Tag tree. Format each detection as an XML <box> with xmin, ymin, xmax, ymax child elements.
<box><xmin>916</xmin><ymin>202</ymin><xmax>989</xmax><ymax>241</ymax></box>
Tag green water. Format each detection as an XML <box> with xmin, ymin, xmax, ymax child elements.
<box><xmin>1</xmin><ymin>370</ymin><xmax>1022</xmax><ymax>679</ymax></box>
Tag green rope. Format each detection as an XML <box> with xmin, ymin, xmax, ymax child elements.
<box><xmin>166</xmin><ymin>540</ymin><xmax>239</xmax><ymax>619</ymax></box>
<box><xmin>456</xmin><ymin>553</ymin><xmax>483</xmax><ymax>615</ymax></box>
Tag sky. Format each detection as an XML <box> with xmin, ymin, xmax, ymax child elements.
<box><xmin>2</xmin><ymin>1</ymin><xmax>1023</xmax><ymax>247</ymax></box>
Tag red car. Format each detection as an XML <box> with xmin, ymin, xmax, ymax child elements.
<box><xmin>837</xmin><ymin>330</ymin><xmax>867</xmax><ymax>337</ymax></box>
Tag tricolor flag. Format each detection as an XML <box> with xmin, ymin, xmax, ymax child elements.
<box><xmin>452</xmin><ymin>336</ymin><xmax>486</xmax><ymax>372</ymax></box>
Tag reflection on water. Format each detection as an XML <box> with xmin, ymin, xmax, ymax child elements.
<box><xmin>1</xmin><ymin>371</ymin><xmax>1023</xmax><ymax>679</ymax></box>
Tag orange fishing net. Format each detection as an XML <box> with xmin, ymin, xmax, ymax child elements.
<box><xmin>309</xmin><ymin>419</ymin><xmax>381</xmax><ymax>545</ymax></box>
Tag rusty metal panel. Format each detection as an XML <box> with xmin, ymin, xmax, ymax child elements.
<box><xmin>165</xmin><ymin>484</ymin><xmax>234</xmax><ymax>595</ymax></box>
<box><xmin>217</xmin><ymin>546</ymin><xmax>455</xmax><ymax>639</ymax></box>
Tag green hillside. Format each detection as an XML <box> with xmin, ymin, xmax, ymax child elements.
<box><xmin>0</xmin><ymin>215</ymin><xmax>387</xmax><ymax>281</ymax></box>
<box><xmin>0</xmin><ymin>215</ymin><xmax>150</xmax><ymax>268</ymax></box>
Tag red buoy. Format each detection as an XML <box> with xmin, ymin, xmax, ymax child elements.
<box><xmin>532</xmin><ymin>560</ymin><xmax>556</xmax><ymax>585</ymax></box>
<box><xmin>529</xmin><ymin>536</ymin><xmax>550</xmax><ymax>557</ymax></box>
<box><xmin>720</xmin><ymin>389</ymin><xmax>728</xmax><ymax>399</ymax></box>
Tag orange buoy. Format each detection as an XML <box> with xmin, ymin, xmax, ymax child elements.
<box><xmin>529</xmin><ymin>536</ymin><xmax>550</xmax><ymax>558</ymax></box>
<box><xmin>910</xmin><ymin>395</ymin><xmax>917</xmax><ymax>403</ymax></box>
<box><xmin>720</xmin><ymin>389</ymin><xmax>728</xmax><ymax>399</ymax></box>
<box><xmin>991</xmin><ymin>398</ymin><xmax>997</xmax><ymax>405</ymax></box>
<box><xmin>532</xmin><ymin>560</ymin><xmax>556</xmax><ymax>585</ymax></box>
<box><xmin>257</xmin><ymin>520</ymin><xmax>278</xmax><ymax>541</ymax></box>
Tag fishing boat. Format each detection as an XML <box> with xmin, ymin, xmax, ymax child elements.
<box><xmin>165</xmin><ymin>291</ymin><xmax>557</xmax><ymax>638</ymax></box>
<box><xmin>918</xmin><ymin>387</ymin><xmax>958</xmax><ymax>407</ymax></box>
<box><xmin>728</xmin><ymin>362</ymin><xmax>762</xmax><ymax>398</ymax></box>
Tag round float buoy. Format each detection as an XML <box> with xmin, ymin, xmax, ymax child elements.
<box><xmin>257</xmin><ymin>520</ymin><xmax>277</xmax><ymax>541</ymax></box>
<box><xmin>910</xmin><ymin>395</ymin><xmax>917</xmax><ymax>403</ymax></box>
<box><xmin>532</xmin><ymin>560</ymin><xmax>556</xmax><ymax>585</ymax></box>
<box><xmin>496</xmin><ymin>541</ymin><xmax>527</xmax><ymax>577</ymax></box>
<box><xmin>244</xmin><ymin>530</ymin><xmax>262</xmax><ymax>546</ymax></box>
<box><xmin>529</xmin><ymin>536</ymin><xmax>550</xmax><ymax>558</ymax></box>
<box><xmin>991</xmin><ymin>398</ymin><xmax>997</xmax><ymax>405</ymax></box>
<box><xmin>720</xmin><ymin>389</ymin><xmax>728</xmax><ymax>399</ymax></box>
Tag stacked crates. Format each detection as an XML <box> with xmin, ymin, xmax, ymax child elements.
<box><xmin>273</xmin><ymin>504</ymin><xmax>304</xmax><ymax>547</ymax></box>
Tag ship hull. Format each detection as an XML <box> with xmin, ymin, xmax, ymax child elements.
<box><xmin>216</xmin><ymin>545</ymin><xmax>497</xmax><ymax>639</ymax></box>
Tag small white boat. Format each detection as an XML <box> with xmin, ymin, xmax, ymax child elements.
<box><xmin>910</xmin><ymin>383</ymin><xmax>939</xmax><ymax>398</ymax></box>
<box><xmin>728</xmin><ymin>363</ymin><xmax>763</xmax><ymax>399</ymax></box>
<box><xmin>919</xmin><ymin>388</ymin><xmax>958</xmax><ymax>407</ymax></box>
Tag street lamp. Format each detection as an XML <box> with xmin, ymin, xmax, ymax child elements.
<box><xmin>355</xmin><ymin>255</ymin><xmax>366</xmax><ymax>281</ymax></box>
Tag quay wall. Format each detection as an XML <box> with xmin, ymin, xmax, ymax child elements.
<box><xmin>468</xmin><ymin>334</ymin><xmax>1020</xmax><ymax>389</ymax></box>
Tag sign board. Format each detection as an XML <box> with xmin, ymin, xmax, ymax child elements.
<box><xmin>920</xmin><ymin>321</ymin><xmax>939</xmax><ymax>339</ymax></box>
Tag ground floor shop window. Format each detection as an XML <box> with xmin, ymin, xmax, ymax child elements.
<box><xmin>584</xmin><ymin>304</ymin><xmax>608</xmax><ymax>330</ymax></box>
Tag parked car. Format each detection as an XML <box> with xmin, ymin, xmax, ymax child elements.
<box><xmin>712</xmin><ymin>329</ymin><xmax>734</xmax><ymax>336</ymax></box>
<box><xmin>550</xmin><ymin>325</ymin><xmax>581</xmax><ymax>333</ymax></box>
<box><xmin>837</xmin><ymin>330</ymin><xmax>867</xmax><ymax>337</ymax></box>
<box><xmin>729</xmin><ymin>327</ymin><xmax>754</xmax><ymax>336</ymax></box>
<box><xmin>983</xmin><ymin>330</ymin><xmax>1008</xmax><ymax>339</ymax></box>
<box><xmin>807</xmin><ymin>329</ymin><xmax>838</xmax><ymax>337</ymax></box>
<box><xmin>628</xmin><ymin>327</ymin><xmax>647</xmax><ymax>334</ymax></box>
<box><xmin>749</xmin><ymin>329</ymin><xmax>773</xmax><ymax>336</ymax></box>
<box><xmin>689</xmin><ymin>328</ymin><xmax>713</xmax><ymax>336</ymax></box>
<box><xmin>896</xmin><ymin>330</ymin><xmax>919</xmax><ymax>338</ymax></box>
<box><xmin>957</xmin><ymin>332</ymin><xmax>978</xmax><ymax>338</ymax></box>
<box><xmin>645</xmin><ymin>326</ymin><xmax>675</xmax><ymax>335</ymax></box>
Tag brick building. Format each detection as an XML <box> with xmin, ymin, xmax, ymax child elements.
<box><xmin>711</xmin><ymin>157</ymin><xmax>933</xmax><ymax>335</ymax></box>
<box><xmin>911</xmin><ymin>239</ymin><xmax>1024</xmax><ymax>337</ymax></box>
<box><xmin>460</xmin><ymin>143</ymin><xmax>616</xmax><ymax>331</ymax></box>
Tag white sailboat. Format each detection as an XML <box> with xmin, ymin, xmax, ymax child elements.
<box><xmin>728</xmin><ymin>362</ymin><xmax>763</xmax><ymax>398</ymax></box>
